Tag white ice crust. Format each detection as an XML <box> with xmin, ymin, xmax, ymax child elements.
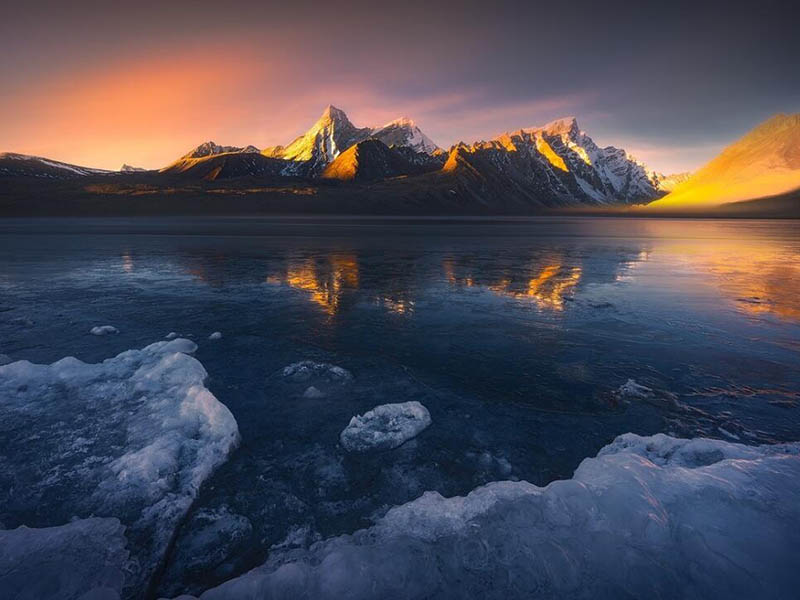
<box><xmin>339</xmin><ymin>401</ymin><xmax>432</xmax><ymax>452</ymax></box>
<box><xmin>282</xmin><ymin>361</ymin><xmax>352</xmax><ymax>382</ymax></box>
<box><xmin>0</xmin><ymin>518</ymin><xmax>129</xmax><ymax>600</ymax></box>
<box><xmin>90</xmin><ymin>325</ymin><xmax>119</xmax><ymax>335</ymax></box>
<box><xmin>0</xmin><ymin>339</ymin><xmax>240</xmax><ymax>597</ymax></box>
<box><xmin>186</xmin><ymin>433</ymin><xmax>800</xmax><ymax>600</ymax></box>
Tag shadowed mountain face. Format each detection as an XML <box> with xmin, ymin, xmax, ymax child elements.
<box><xmin>322</xmin><ymin>140</ymin><xmax>427</xmax><ymax>182</ymax></box>
<box><xmin>160</xmin><ymin>152</ymin><xmax>288</xmax><ymax>181</ymax></box>
<box><xmin>649</xmin><ymin>113</ymin><xmax>800</xmax><ymax>210</ymax></box>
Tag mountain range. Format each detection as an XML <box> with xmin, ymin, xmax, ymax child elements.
<box><xmin>1</xmin><ymin>107</ymin><xmax>798</xmax><ymax>216</ymax></box>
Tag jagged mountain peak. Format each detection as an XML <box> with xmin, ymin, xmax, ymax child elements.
<box><xmin>181</xmin><ymin>141</ymin><xmax>260</xmax><ymax>160</ymax></box>
<box><xmin>317</xmin><ymin>105</ymin><xmax>353</xmax><ymax>126</ymax></box>
<box><xmin>371</xmin><ymin>117</ymin><xmax>440</xmax><ymax>154</ymax></box>
<box><xmin>519</xmin><ymin>116</ymin><xmax>580</xmax><ymax>139</ymax></box>
<box><xmin>382</xmin><ymin>116</ymin><xmax>417</xmax><ymax>128</ymax></box>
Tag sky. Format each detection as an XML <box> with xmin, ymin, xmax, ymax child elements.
<box><xmin>1</xmin><ymin>0</ymin><xmax>798</xmax><ymax>174</ymax></box>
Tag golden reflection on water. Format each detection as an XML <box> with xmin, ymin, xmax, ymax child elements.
<box><xmin>443</xmin><ymin>258</ymin><xmax>582</xmax><ymax>311</ymax></box>
<box><xmin>667</xmin><ymin>242</ymin><xmax>800</xmax><ymax>321</ymax></box>
<box><xmin>266</xmin><ymin>254</ymin><xmax>359</xmax><ymax>315</ymax></box>
<box><xmin>121</xmin><ymin>252</ymin><xmax>134</xmax><ymax>273</ymax></box>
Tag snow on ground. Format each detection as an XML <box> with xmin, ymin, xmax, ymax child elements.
<box><xmin>0</xmin><ymin>517</ymin><xmax>129</xmax><ymax>600</ymax></box>
<box><xmin>179</xmin><ymin>433</ymin><xmax>800</xmax><ymax>600</ymax></box>
<box><xmin>340</xmin><ymin>401</ymin><xmax>432</xmax><ymax>452</ymax></box>
<box><xmin>90</xmin><ymin>325</ymin><xmax>119</xmax><ymax>335</ymax></box>
<box><xmin>0</xmin><ymin>339</ymin><xmax>240</xmax><ymax>598</ymax></box>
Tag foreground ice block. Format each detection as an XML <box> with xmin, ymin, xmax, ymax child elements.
<box><xmin>0</xmin><ymin>339</ymin><xmax>240</xmax><ymax>599</ymax></box>
<box><xmin>185</xmin><ymin>433</ymin><xmax>799</xmax><ymax>600</ymax></box>
<box><xmin>340</xmin><ymin>401</ymin><xmax>432</xmax><ymax>452</ymax></box>
<box><xmin>0</xmin><ymin>518</ymin><xmax>129</xmax><ymax>600</ymax></box>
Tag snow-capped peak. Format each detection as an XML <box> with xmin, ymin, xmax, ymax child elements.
<box><xmin>317</xmin><ymin>105</ymin><xmax>353</xmax><ymax>127</ymax></box>
<box><xmin>381</xmin><ymin>116</ymin><xmax>417</xmax><ymax>129</ymax></box>
<box><xmin>181</xmin><ymin>141</ymin><xmax>260</xmax><ymax>160</ymax></box>
<box><xmin>371</xmin><ymin>118</ymin><xmax>440</xmax><ymax>154</ymax></box>
<box><xmin>525</xmin><ymin>116</ymin><xmax>580</xmax><ymax>139</ymax></box>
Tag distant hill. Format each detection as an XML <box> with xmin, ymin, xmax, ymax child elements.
<box><xmin>159</xmin><ymin>152</ymin><xmax>288</xmax><ymax>181</ymax></box>
<box><xmin>0</xmin><ymin>152</ymin><xmax>112</xmax><ymax>178</ymax></box>
<box><xmin>652</xmin><ymin>171</ymin><xmax>692</xmax><ymax>193</ymax></box>
<box><xmin>648</xmin><ymin>114</ymin><xmax>800</xmax><ymax>210</ymax></box>
<box><xmin>120</xmin><ymin>164</ymin><xmax>147</xmax><ymax>173</ymax></box>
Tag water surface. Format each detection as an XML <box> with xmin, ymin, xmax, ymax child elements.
<box><xmin>1</xmin><ymin>216</ymin><xmax>798</xmax><ymax>595</ymax></box>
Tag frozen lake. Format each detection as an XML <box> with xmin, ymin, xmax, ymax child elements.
<box><xmin>1</xmin><ymin>216</ymin><xmax>799</xmax><ymax>598</ymax></box>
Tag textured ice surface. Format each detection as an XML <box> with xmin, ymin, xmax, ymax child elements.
<box><xmin>158</xmin><ymin>505</ymin><xmax>253</xmax><ymax>594</ymax></box>
<box><xmin>90</xmin><ymin>325</ymin><xmax>119</xmax><ymax>335</ymax></box>
<box><xmin>615</xmin><ymin>378</ymin><xmax>654</xmax><ymax>399</ymax></box>
<box><xmin>0</xmin><ymin>339</ymin><xmax>240</xmax><ymax>598</ymax></box>
<box><xmin>182</xmin><ymin>433</ymin><xmax>800</xmax><ymax>600</ymax></box>
<box><xmin>282</xmin><ymin>361</ymin><xmax>352</xmax><ymax>382</ymax></box>
<box><xmin>0</xmin><ymin>517</ymin><xmax>129</xmax><ymax>600</ymax></box>
<box><xmin>340</xmin><ymin>401</ymin><xmax>432</xmax><ymax>452</ymax></box>
<box><xmin>302</xmin><ymin>385</ymin><xmax>325</xmax><ymax>399</ymax></box>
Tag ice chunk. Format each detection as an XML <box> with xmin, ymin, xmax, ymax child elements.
<box><xmin>616</xmin><ymin>378</ymin><xmax>653</xmax><ymax>399</ymax></box>
<box><xmin>208</xmin><ymin>332</ymin><xmax>222</xmax><ymax>340</ymax></box>
<box><xmin>282</xmin><ymin>360</ymin><xmax>352</xmax><ymax>382</ymax></box>
<box><xmin>0</xmin><ymin>339</ymin><xmax>239</xmax><ymax>598</ymax></box>
<box><xmin>303</xmin><ymin>385</ymin><xmax>325</xmax><ymax>399</ymax></box>
<box><xmin>0</xmin><ymin>517</ymin><xmax>129</xmax><ymax>600</ymax></box>
<box><xmin>340</xmin><ymin>401</ymin><xmax>431</xmax><ymax>452</ymax></box>
<box><xmin>157</xmin><ymin>505</ymin><xmax>252</xmax><ymax>596</ymax></box>
<box><xmin>614</xmin><ymin>378</ymin><xmax>681</xmax><ymax>409</ymax></box>
<box><xmin>90</xmin><ymin>325</ymin><xmax>119</xmax><ymax>335</ymax></box>
<box><xmin>166</xmin><ymin>332</ymin><xmax>179</xmax><ymax>339</ymax></box>
<box><xmin>186</xmin><ymin>433</ymin><xmax>800</xmax><ymax>600</ymax></box>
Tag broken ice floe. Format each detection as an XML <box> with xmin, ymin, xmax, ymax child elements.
<box><xmin>614</xmin><ymin>378</ymin><xmax>681</xmax><ymax>408</ymax></box>
<box><xmin>303</xmin><ymin>385</ymin><xmax>325</xmax><ymax>399</ymax></box>
<box><xmin>175</xmin><ymin>433</ymin><xmax>800</xmax><ymax>600</ymax></box>
<box><xmin>340</xmin><ymin>401</ymin><xmax>432</xmax><ymax>452</ymax></box>
<box><xmin>0</xmin><ymin>517</ymin><xmax>129</xmax><ymax>600</ymax></box>
<box><xmin>0</xmin><ymin>338</ymin><xmax>239</xmax><ymax>598</ymax></box>
<box><xmin>282</xmin><ymin>360</ymin><xmax>352</xmax><ymax>382</ymax></box>
<box><xmin>90</xmin><ymin>325</ymin><xmax>119</xmax><ymax>335</ymax></box>
<box><xmin>208</xmin><ymin>332</ymin><xmax>222</xmax><ymax>340</ymax></box>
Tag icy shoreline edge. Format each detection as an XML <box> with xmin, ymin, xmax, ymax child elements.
<box><xmin>0</xmin><ymin>339</ymin><xmax>240</xmax><ymax>600</ymax></box>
